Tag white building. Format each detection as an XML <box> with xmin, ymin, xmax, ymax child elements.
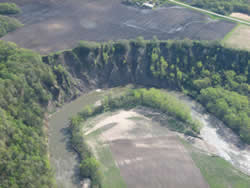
<box><xmin>142</xmin><ymin>2</ymin><xmax>155</xmax><ymax>9</ymax></box>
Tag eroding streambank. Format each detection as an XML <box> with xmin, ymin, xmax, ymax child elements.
<box><xmin>48</xmin><ymin>86</ymin><xmax>250</xmax><ymax>187</ymax></box>
<box><xmin>173</xmin><ymin>92</ymin><xmax>250</xmax><ymax>176</ymax></box>
<box><xmin>48</xmin><ymin>87</ymin><xmax>131</xmax><ymax>188</ymax></box>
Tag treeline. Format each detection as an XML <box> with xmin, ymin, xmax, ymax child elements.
<box><xmin>0</xmin><ymin>3</ymin><xmax>21</xmax><ymax>15</ymax></box>
<box><xmin>0</xmin><ymin>38</ymin><xmax>249</xmax><ymax>187</ymax></box>
<box><xmin>103</xmin><ymin>88</ymin><xmax>201</xmax><ymax>134</ymax></box>
<box><xmin>145</xmin><ymin>39</ymin><xmax>250</xmax><ymax>142</ymax></box>
<box><xmin>69</xmin><ymin>88</ymin><xmax>200</xmax><ymax>187</ymax></box>
<box><xmin>0</xmin><ymin>40</ymin><xmax>83</xmax><ymax>188</ymax></box>
<box><xmin>0</xmin><ymin>3</ymin><xmax>22</xmax><ymax>37</ymax></box>
<box><xmin>179</xmin><ymin>0</ymin><xmax>250</xmax><ymax>15</ymax></box>
<box><xmin>70</xmin><ymin>111</ymin><xmax>102</xmax><ymax>188</ymax></box>
<box><xmin>46</xmin><ymin>38</ymin><xmax>250</xmax><ymax>143</ymax></box>
<box><xmin>199</xmin><ymin>87</ymin><xmax>250</xmax><ymax>143</ymax></box>
<box><xmin>0</xmin><ymin>41</ymin><xmax>65</xmax><ymax>187</ymax></box>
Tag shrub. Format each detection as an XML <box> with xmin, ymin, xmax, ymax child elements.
<box><xmin>0</xmin><ymin>15</ymin><xmax>22</xmax><ymax>37</ymax></box>
<box><xmin>0</xmin><ymin>3</ymin><xmax>21</xmax><ymax>15</ymax></box>
<box><xmin>80</xmin><ymin>157</ymin><xmax>102</xmax><ymax>186</ymax></box>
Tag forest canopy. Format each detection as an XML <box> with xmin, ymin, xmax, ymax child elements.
<box><xmin>58</xmin><ymin>38</ymin><xmax>249</xmax><ymax>143</ymax></box>
<box><xmin>0</xmin><ymin>38</ymin><xmax>249</xmax><ymax>187</ymax></box>
<box><xmin>0</xmin><ymin>41</ymin><xmax>55</xmax><ymax>187</ymax></box>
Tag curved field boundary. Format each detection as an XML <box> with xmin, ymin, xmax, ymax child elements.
<box><xmin>168</xmin><ymin>0</ymin><xmax>250</xmax><ymax>26</ymax></box>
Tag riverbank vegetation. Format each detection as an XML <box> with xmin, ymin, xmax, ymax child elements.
<box><xmin>47</xmin><ymin>38</ymin><xmax>250</xmax><ymax>143</ymax></box>
<box><xmin>69</xmin><ymin>88</ymin><xmax>200</xmax><ymax>187</ymax></box>
<box><xmin>199</xmin><ymin>87</ymin><xmax>250</xmax><ymax>142</ymax></box>
<box><xmin>0</xmin><ymin>41</ymin><xmax>61</xmax><ymax>188</ymax></box>
<box><xmin>1</xmin><ymin>37</ymin><xmax>249</xmax><ymax>187</ymax></box>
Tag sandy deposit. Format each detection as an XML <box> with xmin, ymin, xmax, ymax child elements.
<box><xmin>231</xmin><ymin>13</ymin><xmax>250</xmax><ymax>22</ymax></box>
<box><xmin>171</xmin><ymin>91</ymin><xmax>250</xmax><ymax>176</ymax></box>
<box><xmin>83</xmin><ymin>108</ymin><xmax>209</xmax><ymax>188</ymax></box>
<box><xmin>84</xmin><ymin>110</ymin><xmax>152</xmax><ymax>141</ymax></box>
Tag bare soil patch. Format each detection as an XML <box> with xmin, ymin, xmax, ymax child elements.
<box><xmin>223</xmin><ymin>24</ymin><xmax>250</xmax><ymax>51</ymax></box>
<box><xmin>84</xmin><ymin>109</ymin><xmax>209</xmax><ymax>188</ymax></box>
<box><xmin>1</xmin><ymin>0</ymin><xmax>235</xmax><ymax>54</ymax></box>
<box><xmin>110</xmin><ymin>136</ymin><xmax>209</xmax><ymax>188</ymax></box>
<box><xmin>230</xmin><ymin>13</ymin><xmax>250</xmax><ymax>22</ymax></box>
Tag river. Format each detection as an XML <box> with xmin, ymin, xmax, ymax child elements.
<box><xmin>48</xmin><ymin>86</ymin><xmax>250</xmax><ymax>188</ymax></box>
<box><xmin>48</xmin><ymin>90</ymin><xmax>105</xmax><ymax>188</ymax></box>
<box><xmin>173</xmin><ymin>92</ymin><xmax>250</xmax><ymax>176</ymax></box>
<box><xmin>48</xmin><ymin>86</ymin><xmax>132</xmax><ymax>188</ymax></box>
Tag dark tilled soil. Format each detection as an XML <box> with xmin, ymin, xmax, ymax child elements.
<box><xmin>2</xmin><ymin>0</ymin><xmax>235</xmax><ymax>54</ymax></box>
<box><xmin>109</xmin><ymin>135</ymin><xmax>210</xmax><ymax>188</ymax></box>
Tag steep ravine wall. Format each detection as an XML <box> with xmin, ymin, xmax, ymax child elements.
<box><xmin>43</xmin><ymin>40</ymin><xmax>249</xmax><ymax>96</ymax></box>
<box><xmin>43</xmin><ymin>40</ymin><xmax>250</xmax><ymax>143</ymax></box>
<box><xmin>1</xmin><ymin>39</ymin><xmax>248</xmax><ymax>188</ymax></box>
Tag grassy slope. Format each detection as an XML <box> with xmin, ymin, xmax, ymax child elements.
<box><xmin>83</xmin><ymin>106</ymin><xmax>250</xmax><ymax>188</ymax></box>
<box><xmin>180</xmin><ymin>138</ymin><xmax>250</xmax><ymax>188</ymax></box>
<box><xmin>222</xmin><ymin>24</ymin><xmax>250</xmax><ymax>51</ymax></box>
<box><xmin>80</xmin><ymin>87</ymin><xmax>133</xmax><ymax>187</ymax></box>
<box><xmin>84</xmin><ymin>113</ymin><xmax>127</xmax><ymax>188</ymax></box>
<box><xmin>192</xmin><ymin>153</ymin><xmax>250</xmax><ymax>188</ymax></box>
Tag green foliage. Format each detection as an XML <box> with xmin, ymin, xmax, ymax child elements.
<box><xmin>80</xmin><ymin>157</ymin><xmax>102</xmax><ymax>186</ymax></box>
<box><xmin>179</xmin><ymin>0</ymin><xmax>250</xmax><ymax>15</ymax></box>
<box><xmin>1</xmin><ymin>38</ymin><xmax>249</xmax><ymax>187</ymax></box>
<box><xmin>69</xmin><ymin>88</ymin><xmax>201</xmax><ymax>187</ymax></box>
<box><xmin>78</xmin><ymin>41</ymin><xmax>101</xmax><ymax>49</ymax></box>
<box><xmin>193</xmin><ymin>77</ymin><xmax>211</xmax><ymax>89</ymax></box>
<box><xmin>0</xmin><ymin>15</ymin><xmax>22</xmax><ymax>37</ymax></box>
<box><xmin>191</xmin><ymin>151</ymin><xmax>250</xmax><ymax>188</ymax></box>
<box><xmin>0</xmin><ymin>41</ymin><xmax>56</xmax><ymax>187</ymax></box>
<box><xmin>64</xmin><ymin>39</ymin><xmax>250</xmax><ymax>143</ymax></box>
<box><xmin>198</xmin><ymin>87</ymin><xmax>250</xmax><ymax>142</ymax></box>
<box><xmin>69</xmin><ymin>109</ymin><xmax>102</xmax><ymax>187</ymax></box>
<box><xmin>0</xmin><ymin>3</ymin><xmax>21</xmax><ymax>15</ymax></box>
<box><xmin>73</xmin><ymin>88</ymin><xmax>201</xmax><ymax>137</ymax></box>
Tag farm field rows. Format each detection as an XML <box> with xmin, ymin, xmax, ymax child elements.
<box><xmin>2</xmin><ymin>0</ymin><xmax>235</xmax><ymax>54</ymax></box>
<box><xmin>83</xmin><ymin>108</ymin><xmax>209</xmax><ymax>188</ymax></box>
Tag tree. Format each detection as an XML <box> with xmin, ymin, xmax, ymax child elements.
<box><xmin>80</xmin><ymin>157</ymin><xmax>102</xmax><ymax>185</ymax></box>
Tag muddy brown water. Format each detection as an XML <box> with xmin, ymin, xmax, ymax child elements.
<box><xmin>49</xmin><ymin>87</ymin><xmax>250</xmax><ymax>187</ymax></box>
<box><xmin>48</xmin><ymin>87</ymin><xmax>130</xmax><ymax>188</ymax></box>
<box><xmin>49</xmin><ymin>90</ymin><xmax>104</xmax><ymax>188</ymax></box>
